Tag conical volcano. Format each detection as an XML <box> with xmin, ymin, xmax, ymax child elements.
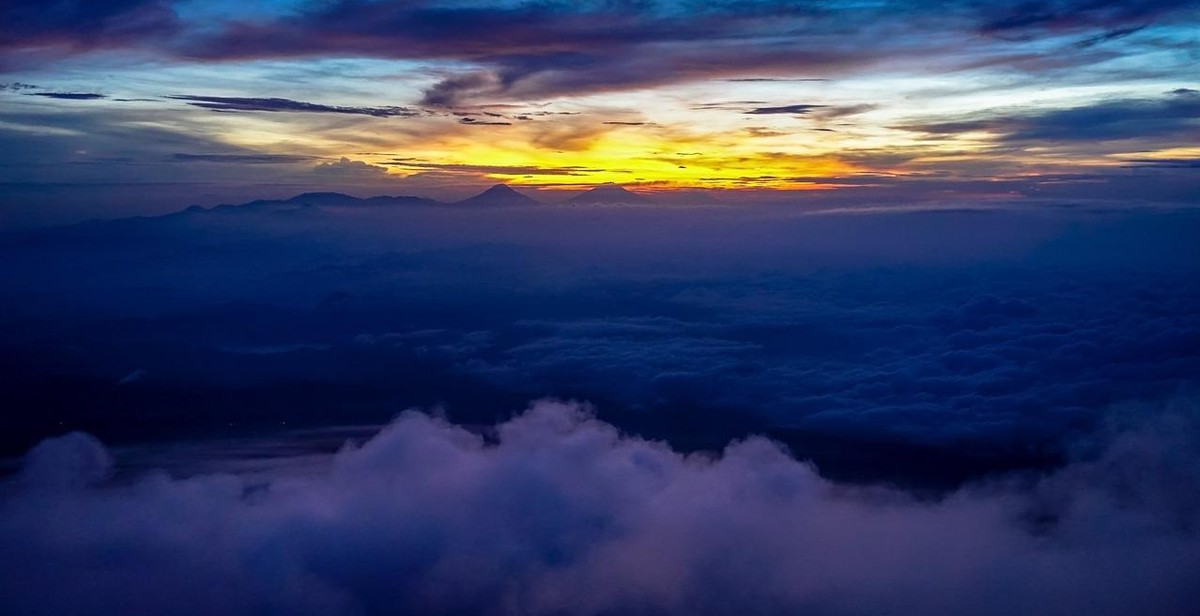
<box><xmin>565</xmin><ymin>183</ymin><xmax>650</xmax><ymax>205</ymax></box>
<box><xmin>455</xmin><ymin>184</ymin><xmax>541</xmax><ymax>207</ymax></box>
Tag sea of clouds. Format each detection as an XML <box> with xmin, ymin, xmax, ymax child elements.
<box><xmin>3</xmin><ymin>398</ymin><xmax>1198</xmax><ymax>615</ymax></box>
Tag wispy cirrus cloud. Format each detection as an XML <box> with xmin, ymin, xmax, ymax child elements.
<box><xmin>384</xmin><ymin>159</ymin><xmax>606</xmax><ymax>176</ymax></box>
<box><xmin>745</xmin><ymin>104</ymin><xmax>826</xmax><ymax>115</ymax></box>
<box><xmin>978</xmin><ymin>0</ymin><xmax>1200</xmax><ymax>35</ymax></box>
<box><xmin>171</xmin><ymin>153</ymin><xmax>321</xmax><ymax>164</ymax></box>
<box><xmin>1121</xmin><ymin>158</ymin><xmax>1200</xmax><ymax>168</ymax></box>
<box><xmin>27</xmin><ymin>91</ymin><xmax>106</xmax><ymax>100</ymax></box>
<box><xmin>898</xmin><ymin>89</ymin><xmax>1200</xmax><ymax>144</ymax></box>
<box><xmin>167</xmin><ymin>95</ymin><xmax>421</xmax><ymax>117</ymax></box>
<box><xmin>458</xmin><ymin>117</ymin><xmax>512</xmax><ymax>126</ymax></box>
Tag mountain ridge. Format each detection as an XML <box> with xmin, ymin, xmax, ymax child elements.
<box><xmin>566</xmin><ymin>183</ymin><xmax>651</xmax><ymax>206</ymax></box>
<box><xmin>454</xmin><ymin>184</ymin><xmax>542</xmax><ymax>207</ymax></box>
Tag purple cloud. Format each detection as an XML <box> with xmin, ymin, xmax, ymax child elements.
<box><xmin>2</xmin><ymin>399</ymin><xmax>1198</xmax><ymax>614</ymax></box>
<box><xmin>0</xmin><ymin>0</ymin><xmax>179</xmax><ymax>58</ymax></box>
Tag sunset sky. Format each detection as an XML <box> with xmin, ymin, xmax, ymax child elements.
<box><xmin>2</xmin><ymin>0</ymin><xmax>1198</xmax><ymax>215</ymax></box>
<box><xmin>4</xmin><ymin>4</ymin><xmax>1200</xmax><ymax>613</ymax></box>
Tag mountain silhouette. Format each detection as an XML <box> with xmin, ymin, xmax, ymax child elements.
<box><xmin>455</xmin><ymin>184</ymin><xmax>541</xmax><ymax>207</ymax></box>
<box><xmin>566</xmin><ymin>183</ymin><xmax>650</xmax><ymax>205</ymax></box>
<box><xmin>205</xmin><ymin>192</ymin><xmax>439</xmax><ymax>213</ymax></box>
<box><xmin>286</xmin><ymin>193</ymin><xmax>439</xmax><ymax>207</ymax></box>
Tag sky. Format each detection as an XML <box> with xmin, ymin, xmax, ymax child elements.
<box><xmin>2</xmin><ymin>3</ymin><xmax>1200</xmax><ymax>614</ymax></box>
<box><xmin>1</xmin><ymin>0</ymin><xmax>1199</xmax><ymax>223</ymax></box>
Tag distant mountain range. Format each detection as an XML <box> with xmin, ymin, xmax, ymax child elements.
<box><xmin>207</xmin><ymin>192</ymin><xmax>440</xmax><ymax>213</ymax></box>
<box><xmin>189</xmin><ymin>183</ymin><xmax>721</xmax><ymax>214</ymax></box>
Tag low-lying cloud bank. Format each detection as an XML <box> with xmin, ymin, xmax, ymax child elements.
<box><xmin>3</xmin><ymin>400</ymin><xmax>1198</xmax><ymax>615</ymax></box>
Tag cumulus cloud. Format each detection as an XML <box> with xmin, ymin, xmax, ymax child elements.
<box><xmin>2</xmin><ymin>399</ymin><xmax>1198</xmax><ymax>615</ymax></box>
<box><xmin>312</xmin><ymin>157</ymin><xmax>392</xmax><ymax>179</ymax></box>
<box><xmin>18</xmin><ymin>432</ymin><xmax>112</xmax><ymax>489</ymax></box>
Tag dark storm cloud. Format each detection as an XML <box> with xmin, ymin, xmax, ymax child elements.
<box><xmin>1</xmin><ymin>399</ymin><xmax>1198</xmax><ymax>615</ymax></box>
<box><xmin>167</xmin><ymin>95</ymin><xmax>420</xmax><ymax>117</ymax></box>
<box><xmin>900</xmin><ymin>89</ymin><xmax>1200</xmax><ymax>143</ymax></box>
<box><xmin>26</xmin><ymin>91</ymin><xmax>106</xmax><ymax>100</ymax></box>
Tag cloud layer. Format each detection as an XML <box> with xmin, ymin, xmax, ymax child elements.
<box><xmin>2</xmin><ymin>204</ymin><xmax>1198</xmax><ymax>481</ymax></box>
<box><xmin>2</xmin><ymin>399</ymin><xmax>1198</xmax><ymax>615</ymax></box>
